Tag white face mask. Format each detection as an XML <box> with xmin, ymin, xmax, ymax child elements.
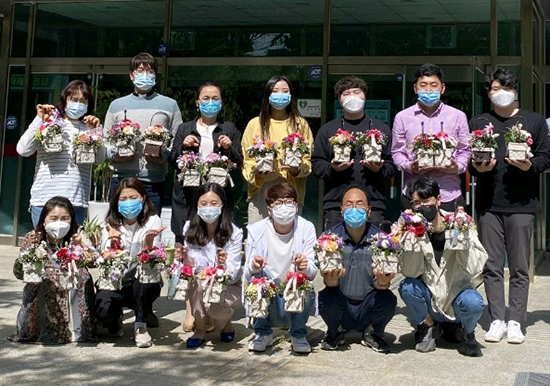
<box><xmin>271</xmin><ymin>203</ymin><xmax>297</xmax><ymax>226</ymax></box>
<box><xmin>490</xmin><ymin>89</ymin><xmax>516</xmax><ymax>108</ymax></box>
<box><xmin>197</xmin><ymin>206</ymin><xmax>222</xmax><ymax>224</ymax></box>
<box><xmin>342</xmin><ymin>95</ymin><xmax>365</xmax><ymax>114</ymax></box>
<box><xmin>44</xmin><ymin>221</ymin><xmax>71</xmax><ymax>240</ymax></box>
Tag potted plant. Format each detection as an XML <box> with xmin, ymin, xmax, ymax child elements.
<box><xmin>88</xmin><ymin>159</ymin><xmax>114</xmax><ymax>225</ymax></box>
<box><xmin>443</xmin><ymin>211</ymin><xmax>475</xmax><ymax>250</ymax></box>
<box><xmin>177</xmin><ymin>151</ymin><xmax>207</xmax><ymax>187</ymax></box>
<box><xmin>96</xmin><ymin>248</ymin><xmax>131</xmax><ymax>290</ymax></box>
<box><xmin>369</xmin><ymin>230</ymin><xmax>403</xmax><ymax>274</ymax></box>
<box><xmin>314</xmin><ymin>232</ymin><xmax>344</xmax><ymax>273</ymax></box>
<box><xmin>138</xmin><ymin>245</ymin><xmax>167</xmax><ymax>284</ymax></box>
<box><xmin>204</xmin><ymin>152</ymin><xmax>237</xmax><ymax>187</ymax></box>
<box><xmin>433</xmin><ymin>129</ymin><xmax>457</xmax><ymax>167</ymax></box>
<box><xmin>143</xmin><ymin>124</ymin><xmax>171</xmax><ymax>159</ymax></box>
<box><xmin>199</xmin><ymin>265</ymin><xmax>232</xmax><ymax>304</ymax></box>
<box><xmin>107</xmin><ymin>119</ymin><xmax>141</xmax><ymax>158</ymax></box>
<box><xmin>412</xmin><ymin>132</ymin><xmax>442</xmax><ymax>168</ymax></box>
<box><xmin>397</xmin><ymin>211</ymin><xmax>430</xmax><ymax>252</ymax></box>
<box><xmin>280</xmin><ymin>132</ymin><xmax>310</xmax><ymax>168</ymax></box>
<box><xmin>35</xmin><ymin>109</ymin><xmax>65</xmax><ymax>153</ymax></box>
<box><xmin>17</xmin><ymin>241</ymin><xmax>50</xmax><ymax>283</ymax></box>
<box><xmin>72</xmin><ymin>128</ymin><xmax>103</xmax><ymax>165</ymax></box>
<box><xmin>470</xmin><ymin>122</ymin><xmax>499</xmax><ymax>163</ymax></box>
<box><xmin>167</xmin><ymin>262</ymin><xmax>196</xmax><ymax>301</ymax></box>
<box><xmin>53</xmin><ymin>245</ymin><xmax>93</xmax><ymax>290</ymax></box>
<box><xmin>356</xmin><ymin>128</ymin><xmax>387</xmax><ymax>163</ymax></box>
<box><xmin>280</xmin><ymin>271</ymin><xmax>312</xmax><ymax>313</ymax></box>
<box><xmin>504</xmin><ymin>122</ymin><xmax>533</xmax><ymax>161</ymax></box>
<box><xmin>245</xmin><ymin>276</ymin><xmax>278</xmax><ymax>319</ymax></box>
<box><xmin>246</xmin><ymin>136</ymin><xmax>278</xmax><ymax>173</ymax></box>
<box><xmin>329</xmin><ymin>129</ymin><xmax>355</xmax><ymax>163</ymax></box>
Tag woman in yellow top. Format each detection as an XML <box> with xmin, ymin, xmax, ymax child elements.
<box><xmin>242</xmin><ymin>75</ymin><xmax>314</xmax><ymax>224</ymax></box>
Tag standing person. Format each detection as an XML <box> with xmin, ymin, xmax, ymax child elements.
<box><xmin>95</xmin><ymin>177</ymin><xmax>166</xmax><ymax>348</ymax></box>
<box><xmin>9</xmin><ymin>196</ymin><xmax>97</xmax><ymax>344</ymax></box>
<box><xmin>243</xmin><ymin>183</ymin><xmax>317</xmax><ymax>353</ymax></box>
<box><xmin>178</xmin><ymin>183</ymin><xmax>243</xmax><ymax>348</ymax></box>
<box><xmin>392</xmin><ymin>63</ymin><xmax>471</xmax><ymax>211</ymax></box>
<box><xmin>469</xmin><ymin>68</ymin><xmax>550</xmax><ymax>344</ymax></box>
<box><xmin>318</xmin><ymin>186</ymin><xmax>396</xmax><ymax>353</ymax></box>
<box><xmin>312</xmin><ymin>76</ymin><xmax>395</xmax><ymax>229</ymax></box>
<box><xmin>104</xmin><ymin>52</ymin><xmax>183</xmax><ymax>215</ymax></box>
<box><xmin>241</xmin><ymin>76</ymin><xmax>314</xmax><ymax>224</ymax></box>
<box><xmin>16</xmin><ymin>80</ymin><xmax>102</xmax><ymax>226</ymax></box>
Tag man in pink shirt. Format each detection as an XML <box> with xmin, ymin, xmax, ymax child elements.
<box><xmin>392</xmin><ymin>63</ymin><xmax>471</xmax><ymax>211</ymax></box>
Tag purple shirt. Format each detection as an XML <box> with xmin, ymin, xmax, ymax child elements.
<box><xmin>391</xmin><ymin>102</ymin><xmax>471</xmax><ymax>203</ymax></box>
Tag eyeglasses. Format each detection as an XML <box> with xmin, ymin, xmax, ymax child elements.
<box><xmin>342</xmin><ymin>201</ymin><xmax>368</xmax><ymax>210</ymax></box>
<box><xmin>271</xmin><ymin>198</ymin><xmax>296</xmax><ymax>209</ymax></box>
<box><xmin>134</xmin><ymin>68</ymin><xmax>155</xmax><ymax>75</ymax></box>
<box><xmin>410</xmin><ymin>200</ymin><xmax>436</xmax><ymax>210</ymax></box>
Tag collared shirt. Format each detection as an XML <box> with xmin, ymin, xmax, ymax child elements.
<box><xmin>331</xmin><ymin>222</ymin><xmax>378</xmax><ymax>302</ymax></box>
<box><xmin>392</xmin><ymin>102</ymin><xmax>471</xmax><ymax>203</ymax></box>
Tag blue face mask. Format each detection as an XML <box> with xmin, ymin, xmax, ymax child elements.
<box><xmin>66</xmin><ymin>102</ymin><xmax>88</xmax><ymax>119</ymax></box>
<box><xmin>118</xmin><ymin>199</ymin><xmax>143</xmax><ymax>219</ymax></box>
<box><xmin>269</xmin><ymin>93</ymin><xmax>292</xmax><ymax>110</ymax></box>
<box><xmin>133</xmin><ymin>72</ymin><xmax>156</xmax><ymax>91</ymax></box>
<box><xmin>343</xmin><ymin>208</ymin><xmax>367</xmax><ymax>229</ymax></box>
<box><xmin>417</xmin><ymin>91</ymin><xmax>441</xmax><ymax>108</ymax></box>
<box><xmin>199</xmin><ymin>100</ymin><xmax>222</xmax><ymax>118</ymax></box>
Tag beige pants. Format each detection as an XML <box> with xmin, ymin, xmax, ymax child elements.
<box><xmin>188</xmin><ymin>281</ymin><xmax>241</xmax><ymax>321</ymax></box>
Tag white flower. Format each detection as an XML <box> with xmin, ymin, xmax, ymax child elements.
<box><xmin>412</xmin><ymin>214</ymin><xmax>422</xmax><ymax>223</ymax></box>
<box><xmin>381</xmin><ymin>239</ymin><xmax>390</xmax><ymax>249</ymax></box>
<box><xmin>96</xmin><ymin>257</ymin><xmax>105</xmax><ymax>265</ymax></box>
<box><xmin>216</xmin><ymin>268</ymin><xmax>224</xmax><ymax>278</ymax></box>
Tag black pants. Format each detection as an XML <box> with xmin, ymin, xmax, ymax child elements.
<box><xmin>95</xmin><ymin>279</ymin><xmax>161</xmax><ymax>331</ymax></box>
<box><xmin>478</xmin><ymin>211</ymin><xmax>534</xmax><ymax>324</ymax></box>
<box><xmin>318</xmin><ymin>286</ymin><xmax>396</xmax><ymax>338</ymax></box>
<box><xmin>323</xmin><ymin>208</ymin><xmax>385</xmax><ymax>231</ymax></box>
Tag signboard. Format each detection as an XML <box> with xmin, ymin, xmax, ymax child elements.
<box><xmin>308</xmin><ymin>65</ymin><xmax>322</xmax><ymax>81</ymax></box>
<box><xmin>6</xmin><ymin>116</ymin><xmax>18</xmax><ymax>130</ymax></box>
<box><xmin>334</xmin><ymin>99</ymin><xmax>391</xmax><ymax>125</ymax></box>
<box><xmin>10</xmin><ymin>74</ymin><xmax>70</xmax><ymax>91</ymax></box>
<box><xmin>297</xmin><ymin>99</ymin><xmax>321</xmax><ymax>118</ymax></box>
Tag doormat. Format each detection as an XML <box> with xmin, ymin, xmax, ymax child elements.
<box><xmin>515</xmin><ymin>373</ymin><xmax>550</xmax><ymax>386</ymax></box>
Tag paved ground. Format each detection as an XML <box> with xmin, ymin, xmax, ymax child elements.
<box><xmin>0</xmin><ymin>245</ymin><xmax>549</xmax><ymax>386</ymax></box>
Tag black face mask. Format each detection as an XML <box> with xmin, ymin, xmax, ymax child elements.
<box><xmin>419</xmin><ymin>205</ymin><xmax>438</xmax><ymax>222</ymax></box>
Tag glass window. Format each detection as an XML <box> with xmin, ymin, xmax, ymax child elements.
<box><xmin>546</xmin><ymin>21</ymin><xmax>550</xmax><ymax>65</ymax></box>
<box><xmin>497</xmin><ymin>0</ymin><xmax>520</xmax><ymax>56</ymax></box>
<box><xmin>330</xmin><ymin>0</ymin><xmax>490</xmax><ymax>56</ymax></box>
<box><xmin>11</xmin><ymin>4</ymin><xmax>29</xmax><ymax>57</ymax></box>
<box><xmin>33</xmin><ymin>1</ymin><xmax>164</xmax><ymax>57</ymax></box>
<box><xmin>170</xmin><ymin>0</ymin><xmax>323</xmax><ymax>57</ymax></box>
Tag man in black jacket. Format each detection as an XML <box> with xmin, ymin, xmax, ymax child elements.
<box><xmin>312</xmin><ymin>76</ymin><xmax>395</xmax><ymax>229</ymax></box>
<box><xmin>469</xmin><ymin>68</ymin><xmax>550</xmax><ymax>345</ymax></box>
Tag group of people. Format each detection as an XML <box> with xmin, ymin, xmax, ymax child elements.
<box><xmin>11</xmin><ymin>52</ymin><xmax>550</xmax><ymax>358</ymax></box>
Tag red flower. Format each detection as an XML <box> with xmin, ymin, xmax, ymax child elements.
<box><xmin>422</xmin><ymin>139</ymin><xmax>432</xmax><ymax>146</ymax></box>
<box><xmin>474</xmin><ymin>130</ymin><xmax>484</xmax><ymax>137</ymax></box>
<box><xmin>527</xmin><ymin>137</ymin><xmax>533</xmax><ymax>146</ymax></box>
<box><xmin>139</xmin><ymin>253</ymin><xmax>149</xmax><ymax>263</ymax></box>
<box><xmin>252</xmin><ymin>277</ymin><xmax>267</xmax><ymax>285</ymax></box>
<box><xmin>182</xmin><ymin>265</ymin><xmax>194</xmax><ymax>277</ymax></box>
<box><xmin>412</xmin><ymin>224</ymin><xmax>426</xmax><ymax>237</ymax></box>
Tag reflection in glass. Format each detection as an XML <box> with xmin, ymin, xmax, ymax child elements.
<box><xmin>12</xmin><ymin>4</ymin><xmax>30</xmax><ymax>57</ymax></box>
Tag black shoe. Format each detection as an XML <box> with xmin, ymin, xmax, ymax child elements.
<box><xmin>458</xmin><ymin>326</ymin><xmax>482</xmax><ymax>357</ymax></box>
<box><xmin>361</xmin><ymin>332</ymin><xmax>390</xmax><ymax>354</ymax></box>
<box><xmin>146</xmin><ymin>313</ymin><xmax>159</xmax><ymax>328</ymax></box>
<box><xmin>414</xmin><ymin>323</ymin><xmax>439</xmax><ymax>353</ymax></box>
<box><xmin>321</xmin><ymin>331</ymin><xmax>346</xmax><ymax>351</ymax></box>
<box><xmin>440</xmin><ymin>322</ymin><xmax>461</xmax><ymax>344</ymax></box>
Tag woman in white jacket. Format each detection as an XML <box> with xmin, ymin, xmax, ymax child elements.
<box><xmin>179</xmin><ymin>182</ymin><xmax>243</xmax><ymax>349</ymax></box>
<box><xmin>16</xmin><ymin>80</ymin><xmax>102</xmax><ymax>226</ymax></box>
<box><xmin>243</xmin><ymin>182</ymin><xmax>317</xmax><ymax>354</ymax></box>
<box><xmin>95</xmin><ymin>177</ymin><xmax>165</xmax><ymax>348</ymax></box>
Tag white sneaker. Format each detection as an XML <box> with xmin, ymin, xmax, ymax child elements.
<box><xmin>134</xmin><ymin>327</ymin><xmax>152</xmax><ymax>348</ymax></box>
<box><xmin>248</xmin><ymin>333</ymin><xmax>273</xmax><ymax>352</ymax></box>
<box><xmin>507</xmin><ymin>320</ymin><xmax>525</xmax><ymax>344</ymax></box>
<box><xmin>291</xmin><ymin>336</ymin><xmax>312</xmax><ymax>354</ymax></box>
<box><xmin>484</xmin><ymin>320</ymin><xmax>507</xmax><ymax>342</ymax></box>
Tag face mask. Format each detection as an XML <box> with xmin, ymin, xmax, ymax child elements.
<box><xmin>133</xmin><ymin>72</ymin><xmax>156</xmax><ymax>91</ymax></box>
<box><xmin>343</xmin><ymin>208</ymin><xmax>367</xmax><ymax>229</ymax></box>
<box><xmin>44</xmin><ymin>221</ymin><xmax>71</xmax><ymax>240</ymax></box>
<box><xmin>490</xmin><ymin>89</ymin><xmax>516</xmax><ymax>108</ymax></box>
<box><xmin>66</xmin><ymin>102</ymin><xmax>88</xmax><ymax>119</ymax></box>
<box><xmin>118</xmin><ymin>199</ymin><xmax>143</xmax><ymax>219</ymax></box>
<box><xmin>342</xmin><ymin>95</ymin><xmax>365</xmax><ymax>114</ymax></box>
<box><xmin>269</xmin><ymin>93</ymin><xmax>292</xmax><ymax>110</ymax></box>
<box><xmin>199</xmin><ymin>100</ymin><xmax>222</xmax><ymax>118</ymax></box>
<box><xmin>417</xmin><ymin>91</ymin><xmax>441</xmax><ymax>108</ymax></box>
<box><xmin>419</xmin><ymin>205</ymin><xmax>438</xmax><ymax>222</ymax></box>
<box><xmin>271</xmin><ymin>203</ymin><xmax>297</xmax><ymax>226</ymax></box>
<box><xmin>197</xmin><ymin>206</ymin><xmax>222</xmax><ymax>224</ymax></box>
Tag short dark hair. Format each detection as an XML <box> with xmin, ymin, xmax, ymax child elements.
<box><xmin>414</xmin><ymin>63</ymin><xmax>444</xmax><ymax>83</ymax></box>
<box><xmin>334</xmin><ymin>76</ymin><xmax>368</xmax><ymax>99</ymax></box>
<box><xmin>484</xmin><ymin>68</ymin><xmax>518</xmax><ymax>91</ymax></box>
<box><xmin>265</xmin><ymin>182</ymin><xmax>298</xmax><ymax>207</ymax></box>
<box><xmin>35</xmin><ymin>196</ymin><xmax>79</xmax><ymax>245</ymax></box>
<box><xmin>106</xmin><ymin>177</ymin><xmax>156</xmax><ymax>228</ymax></box>
<box><xmin>407</xmin><ymin>177</ymin><xmax>440</xmax><ymax>200</ymax></box>
<box><xmin>197</xmin><ymin>81</ymin><xmax>223</xmax><ymax>100</ymax></box>
<box><xmin>341</xmin><ymin>185</ymin><xmax>370</xmax><ymax>204</ymax></box>
<box><xmin>56</xmin><ymin>80</ymin><xmax>94</xmax><ymax>119</ymax></box>
<box><xmin>129</xmin><ymin>52</ymin><xmax>158</xmax><ymax>74</ymax></box>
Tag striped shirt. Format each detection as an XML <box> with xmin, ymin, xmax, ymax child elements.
<box><xmin>17</xmin><ymin>116</ymin><xmax>93</xmax><ymax>208</ymax></box>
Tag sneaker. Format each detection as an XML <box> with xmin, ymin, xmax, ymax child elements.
<box><xmin>321</xmin><ymin>331</ymin><xmax>346</xmax><ymax>351</ymax></box>
<box><xmin>484</xmin><ymin>320</ymin><xmax>507</xmax><ymax>342</ymax></box>
<box><xmin>248</xmin><ymin>333</ymin><xmax>273</xmax><ymax>352</ymax></box>
<box><xmin>134</xmin><ymin>327</ymin><xmax>152</xmax><ymax>348</ymax></box>
<box><xmin>458</xmin><ymin>326</ymin><xmax>482</xmax><ymax>357</ymax></box>
<box><xmin>507</xmin><ymin>320</ymin><xmax>525</xmax><ymax>344</ymax></box>
<box><xmin>414</xmin><ymin>323</ymin><xmax>438</xmax><ymax>353</ymax></box>
<box><xmin>291</xmin><ymin>336</ymin><xmax>312</xmax><ymax>354</ymax></box>
<box><xmin>361</xmin><ymin>332</ymin><xmax>390</xmax><ymax>354</ymax></box>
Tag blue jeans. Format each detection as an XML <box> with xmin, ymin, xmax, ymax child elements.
<box><xmin>31</xmin><ymin>205</ymin><xmax>87</xmax><ymax>228</ymax></box>
<box><xmin>399</xmin><ymin>278</ymin><xmax>484</xmax><ymax>334</ymax></box>
<box><xmin>110</xmin><ymin>177</ymin><xmax>164</xmax><ymax>216</ymax></box>
<box><xmin>253</xmin><ymin>291</ymin><xmax>315</xmax><ymax>339</ymax></box>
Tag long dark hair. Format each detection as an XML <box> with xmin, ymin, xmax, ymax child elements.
<box><xmin>106</xmin><ymin>177</ymin><xmax>155</xmax><ymax>228</ymax></box>
<box><xmin>185</xmin><ymin>183</ymin><xmax>234</xmax><ymax>248</ymax></box>
<box><xmin>56</xmin><ymin>80</ymin><xmax>94</xmax><ymax>119</ymax></box>
<box><xmin>35</xmin><ymin>196</ymin><xmax>79</xmax><ymax>245</ymax></box>
<box><xmin>259</xmin><ymin>75</ymin><xmax>302</xmax><ymax>139</ymax></box>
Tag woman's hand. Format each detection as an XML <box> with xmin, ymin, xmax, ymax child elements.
<box><xmin>217</xmin><ymin>135</ymin><xmax>232</xmax><ymax>150</ymax></box>
<box><xmin>217</xmin><ymin>248</ymin><xmax>227</xmax><ymax>265</ymax></box>
<box><xmin>24</xmin><ymin>230</ymin><xmax>42</xmax><ymax>245</ymax></box>
<box><xmin>294</xmin><ymin>253</ymin><xmax>308</xmax><ymax>271</ymax></box>
<box><xmin>183</xmin><ymin>135</ymin><xmax>200</xmax><ymax>148</ymax></box>
<box><xmin>252</xmin><ymin>255</ymin><xmax>267</xmax><ymax>270</ymax></box>
<box><xmin>143</xmin><ymin>226</ymin><xmax>167</xmax><ymax>247</ymax></box>
<box><xmin>83</xmin><ymin>115</ymin><xmax>101</xmax><ymax>129</ymax></box>
<box><xmin>70</xmin><ymin>232</ymin><xmax>83</xmax><ymax>247</ymax></box>
<box><xmin>175</xmin><ymin>243</ymin><xmax>194</xmax><ymax>266</ymax></box>
<box><xmin>280</xmin><ymin>165</ymin><xmax>300</xmax><ymax>177</ymax></box>
<box><xmin>105</xmin><ymin>224</ymin><xmax>122</xmax><ymax>240</ymax></box>
<box><xmin>36</xmin><ymin>104</ymin><xmax>56</xmax><ymax>121</ymax></box>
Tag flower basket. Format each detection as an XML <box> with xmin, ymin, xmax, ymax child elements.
<box><xmin>284</xmin><ymin>289</ymin><xmax>307</xmax><ymax>313</ymax></box>
<box><xmin>97</xmin><ymin>266</ymin><xmax>123</xmax><ymax>290</ymax></box>
<box><xmin>507</xmin><ymin>142</ymin><xmax>528</xmax><ymax>161</ymax></box>
<box><xmin>314</xmin><ymin>232</ymin><xmax>344</xmax><ymax>273</ymax></box>
<box><xmin>445</xmin><ymin>229</ymin><xmax>470</xmax><ymax>251</ymax></box>
<box><xmin>317</xmin><ymin>250</ymin><xmax>343</xmax><ymax>273</ymax></box>
<box><xmin>281</xmin><ymin>271</ymin><xmax>311</xmax><ymax>313</ymax></box>
<box><xmin>202</xmin><ymin>280</ymin><xmax>226</xmax><ymax>304</ymax></box>
<box><xmin>139</xmin><ymin>263</ymin><xmax>163</xmax><ymax>284</ymax></box>
<box><xmin>248</xmin><ymin>296</ymin><xmax>271</xmax><ymax>318</ymax></box>
<box><xmin>208</xmin><ymin>166</ymin><xmax>230</xmax><ymax>187</ymax></box>
<box><xmin>333</xmin><ymin>144</ymin><xmax>352</xmax><ymax>163</ymax></box>
<box><xmin>283</xmin><ymin>148</ymin><xmax>303</xmax><ymax>168</ymax></box>
<box><xmin>356</xmin><ymin>129</ymin><xmax>387</xmax><ymax>163</ymax></box>
<box><xmin>180</xmin><ymin>169</ymin><xmax>202</xmax><ymax>187</ymax></box>
<box><xmin>472</xmin><ymin>148</ymin><xmax>495</xmax><ymax>163</ymax></box>
<box><xmin>173</xmin><ymin>278</ymin><xmax>189</xmax><ymax>301</ymax></box>
<box><xmin>23</xmin><ymin>261</ymin><xmax>44</xmax><ymax>283</ymax></box>
<box><xmin>372</xmin><ymin>251</ymin><xmax>400</xmax><ymax>274</ymax></box>
<box><xmin>43</xmin><ymin>134</ymin><xmax>64</xmax><ymax>153</ymax></box>
<box><xmin>116</xmin><ymin>139</ymin><xmax>135</xmax><ymax>158</ymax></box>
<box><xmin>245</xmin><ymin>277</ymin><xmax>277</xmax><ymax>318</ymax></box>
<box><xmin>470</xmin><ymin>123</ymin><xmax>499</xmax><ymax>162</ymax></box>
<box><xmin>416</xmin><ymin>148</ymin><xmax>436</xmax><ymax>168</ymax></box>
<box><xmin>59</xmin><ymin>270</ymin><xmax>79</xmax><ymax>290</ymax></box>
<box><xmin>256</xmin><ymin>153</ymin><xmax>275</xmax><ymax>173</ymax></box>
<box><xmin>362</xmin><ymin>143</ymin><xmax>382</xmax><ymax>163</ymax></box>
<box><xmin>143</xmin><ymin>138</ymin><xmax>164</xmax><ymax>158</ymax></box>
<box><xmin>74</xmin><ymin>145</ymin><xmax>97</xmax><ymax>164</ymax></box>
